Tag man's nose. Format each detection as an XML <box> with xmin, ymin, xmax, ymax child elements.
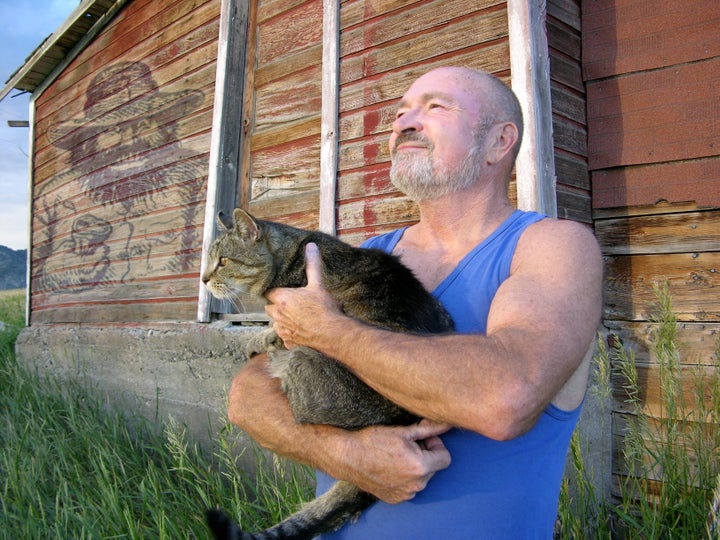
<box><xmin>392</xmin><ymin>110</ymin><xmax>421</xmax><ymax>135</ymax></box>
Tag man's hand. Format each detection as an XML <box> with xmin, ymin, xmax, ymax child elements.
<box><xmin>339</xmin><ymin>419</ymin><xmax>452</xmax><ymax>504</ymax></box>
<box><xmin>228</xmin><ymin>355</ymin><xmax>451</xmax><ymax>504</ymax></box>
<box><xmin>265</xmin><ymin>242</ymin><xmax>343</xmax><ymax>349</ymax></box>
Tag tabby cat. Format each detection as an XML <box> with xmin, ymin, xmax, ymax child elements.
<box><xmin>202</xmin><ymin>208</ymin><xmax>454</xmax><ymax>540</ymax></box>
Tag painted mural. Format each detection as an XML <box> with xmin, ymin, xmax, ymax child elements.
<box><xmin>35</xmin><ymin>61</ymin><xmax>207</xmax><ymax>295</ymax></box>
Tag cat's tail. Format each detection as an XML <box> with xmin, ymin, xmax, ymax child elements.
<box><xmin>206</xmin><ymin>480</ymin><xmax>376</xmax><ymax>540</ymax></box>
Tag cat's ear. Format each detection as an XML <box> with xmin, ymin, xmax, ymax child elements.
<box><xmin>233</xmin><ymin>208</ymin><xmax>260</xmax><ymax>241</ymax></box>
<box><xmin>216</xmin><ymin>211</ymin><xmax>233</xmax><ymax>232</ymax></box>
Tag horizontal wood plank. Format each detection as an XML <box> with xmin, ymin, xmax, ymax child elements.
<box><xmin>586</xmin><ymin>58</ymin><xmax>720</xmax><ymax>170</ymax></box>
<box><xmin>31</xmin><ymin>277</ymin><xmax>201</xmax><ymax>309</ymax></box>
<box><xmin>253</xmin><ymin>66</ymin><xmax>323</xmax><ymax>129</ymax></box>
<box><xmin>603</xmin><ymin>321</ymin><xmax>720</xmax><ymax>368</ymax></box>
<box><xmin>337</xmin><ymin>163</ymin><xmax>394</xmax><ymax>201</ymax></box>
<box><xmin>552</xmin><ymin>115</ymin><xmax>587</xmax><ymax>157</ymax></box>
<box><xmin>340</xmin><ymin>0</ymin><xmax>502</xmax><ymax>58</ymax></box>
<box><xmin>554</xmin><ymin>151</ymin><xmax>589</xmax><ymax>191</ymax></box>
<box><xmin>250</xmin><ymin>137</ymin><xmax>321</xmax><ymax>196</ymax></box>
<box><xmin>551</xmin><ymin>82</ymin><xmax>586</xmax><ymax>125</ymax></box>
<box><xmin>603</xmin><ymin>252</ymin><xmax>720</xmax><ymax>322</ymax></box>
<box><xmin>257</xmin><ymin>0</ymin><xmax>308</xmax><ymax>24</ymax></box>
<box><xmin>556</xmin><ymin>187</ymin><xmax>591</xmax><ymax>223</ymax></box>
<box><xmin>596</xmin><ymin>209</ymin><xmax>720</xmax><ymax>255</ymax></box>
<box><xmin>341</xmin><ymin>8</ymin><xmax>508</xmax><ymax>85</ymax></box>
<box><xmin>547</xmin><ymin>0</ymin><xmax>580</xmax><ymax>31</ymax></box>
<box><xmin>254</xmin><ymin>44</ymin><xmax>322</xmax><ymax>87</ymax></box>
<box><xmin>611</xmin><ymin>414</ymin><xmax>718</xmax><ymax>485</ymax></box>
<box><xmin>256</xmin><ymin>0</ymin><xmax>323</xmax><ymax>65</ymax></box>
<box><xmin>583</xmin><ymin>0</ymin><xmax>720</xmax><ymax>80</ymax></box>
<box><xmin>31</xmin><ymin>301</ymin><xmax>199</xmax><ymax>324</ymax></box>
<box><xmin>547</xmin><ymin>15</ymin><xmax>580</xmax><ymax>61</ymax></box>
<box><xmin>339</xmin><ymin>132</ymin><xmax>390</xmax><ymax>171</ymax></box>
<box><xmin>338</xmin><ymin>195</ymin><xmax>419</xmax><ymax>230</ymax></box>
<box><xmin>339</xmin><ymin>41</ymin><xmax>510</xmax><ymax>113</ymax></box>
<box><xmin>340</xmin><ymin>0</ymin><xmax>423</xmax><ymax>29</ymax></box>
<box><xmin>591</xmin><ymin>157</ymin><xmax>720</xmax><ymax>210</ymax></box>
<box><xmin>248</xmin><ymin>190</ymin><xmax>320</xmax><ymax>227</ymax></box>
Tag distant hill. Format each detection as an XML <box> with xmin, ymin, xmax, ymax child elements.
<box><xmin>0</xmin><ymin>246</ymin><xmax>27</xmax><ymax>290</ymax></box>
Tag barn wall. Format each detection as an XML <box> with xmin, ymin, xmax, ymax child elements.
<box><xmin>585</xmin><ymin>0</ymin><xmax>719</xmax><ymax>210</ymax></box>
<box><xmin>547</xmin><ymin>0</ymin><xmax>590</xmax><ymax>223</ymax></box>
<box><xmin>583</xmin><ymin>0</ymin><xmax>720</xmax><ymax>499</ymax></box>
<box><xmin>30</xmin><ymin>0</ymin><xmax>220</xmax><ymax>324</ymax></box>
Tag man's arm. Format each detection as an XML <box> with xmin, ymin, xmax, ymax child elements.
<box><xmin>266</xmin><ymin>220</ymin><xmax>603</xmax><ymax>441</ymax></box>
<box><xmin>228</xmin><ymin>354</ymin><xmax>452</xmax><ymax>503</ymax></box>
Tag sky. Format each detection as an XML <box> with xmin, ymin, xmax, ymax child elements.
<box><xmin>0</xmin><ymin>0</ymin><xmax>80</xmax><ymax>250</ymax></box>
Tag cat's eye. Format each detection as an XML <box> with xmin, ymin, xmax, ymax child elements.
<box><xmin>218</xmin><ymin>257</ymin><xmax>229</xmax><ymax>267</ymax></box>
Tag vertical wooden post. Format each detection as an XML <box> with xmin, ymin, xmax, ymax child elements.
<box><xmin>319</xmin><ymin>0</ymin><xmax>340</xmax><ymax>235</ymax></box>
<box><xmin>508</xmin><ymin>0</ymin><xmax>557</xmax><ymax>217</ymax></box>
<box><xmin>25</xmin><ymin>99</ymin><xmax>36</xmax><ymax>326</ymax></box>
<box><xmin>198</xmin><ymin>0</ymin><xmax>250</xmax><ymax>322</ymax></box>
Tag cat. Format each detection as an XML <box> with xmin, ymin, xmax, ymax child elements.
<box><xmin>202</xmin><ymin>208</ymin><xmax>454</xmax><ymax>540</ymax></box>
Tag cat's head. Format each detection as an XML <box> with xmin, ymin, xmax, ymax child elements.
<box><xmin>201</xmin><ymin>209</ymin><xmax>274</xmax><ymax>300</ymax></box>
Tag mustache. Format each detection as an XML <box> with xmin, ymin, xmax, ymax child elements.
<box><xmin>392</xmin><ymin>133</ymin><xmax>434</xmax><ymax>154</ymax></box>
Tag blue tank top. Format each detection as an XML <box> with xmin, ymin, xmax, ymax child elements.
<box><xmin>316</xmin><ymin>210</ymin><xmax>582</xmax><ymax>539</ymax></box>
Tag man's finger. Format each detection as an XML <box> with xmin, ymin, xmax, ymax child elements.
<box><xmin>304</xmin><ymin>242</ymin><xmax>323</xmax><ymax>286</ymax></box>
<box><xmin>410</xmin><ymin>419</ymin><xmax>453</xmax><ymax>440</ymax></box>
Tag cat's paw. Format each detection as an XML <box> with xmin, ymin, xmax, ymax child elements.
<box><xmin>244</xmin><ymin>328</ymin><xmax>283</xmax><ymax>357</ymax></box>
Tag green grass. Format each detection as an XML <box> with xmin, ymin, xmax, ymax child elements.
<box><xmin>0</xmin><ymin>289</ymin><xmax>313</xmax><ymax>539</ymax></box>
<box><xmin>557</xmin><ymin>284</ymin><xmax>720</xmax><ymax>538</ymax></box>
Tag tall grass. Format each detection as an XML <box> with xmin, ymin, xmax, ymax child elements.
<box><xmin>0</xmin><ymin>289</ymin><xmax>313</xmax><ymax>539</ymax></box>
<box><xmin>558</xmin><ymin>284</ymin><xmax>720</xmax><ymax>538</ymax></box>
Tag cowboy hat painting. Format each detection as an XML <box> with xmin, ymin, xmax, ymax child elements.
<box><xmin>46</xmin><ymin>61</ymin><xmax>204</xmax><ymax>151</ymax></box>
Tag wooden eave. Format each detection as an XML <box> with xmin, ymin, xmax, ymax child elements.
<box><xmin>0</xmin><ymin>0</ymin><xmax>128</xmax><ymax>102</ymax></box>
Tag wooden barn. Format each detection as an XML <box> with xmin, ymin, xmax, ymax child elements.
<box><xmin>2</xmin><ymin>0</ymin><xmax>718</xmax><ymax>510</ymax></box>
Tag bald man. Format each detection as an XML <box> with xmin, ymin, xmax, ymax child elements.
<box><xmin>231</xmin><ymin>67</ymin><xmax>603</xmax><ymax>538</ymax></box>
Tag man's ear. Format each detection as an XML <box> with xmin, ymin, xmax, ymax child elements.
<box><xmin>486</xmin><ymin>122</ymin><xmax>519</xmax><ymax>165</ymax></box>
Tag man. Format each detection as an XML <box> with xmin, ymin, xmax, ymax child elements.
<box><xmin>228</xmin><ymin>67</ymin><xmax>603</xmax><ymax>537</ymax></box>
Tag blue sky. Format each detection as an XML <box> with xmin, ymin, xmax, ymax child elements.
<box><xmin>0</xmin><ymin>0</ymin><xmax>79</xmax><ymax>250</ymax></box>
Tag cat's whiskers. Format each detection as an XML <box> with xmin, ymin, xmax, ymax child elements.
<box><xmin>226</xmin><ymin>291</ymin><xmax>246</xmax><ymax>313</ymax></box>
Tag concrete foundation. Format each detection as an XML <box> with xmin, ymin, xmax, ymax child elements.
<box><xmin>15</xmin><ymin>321</ymin><xmax>261</xmax><ymax>462</ymax></box>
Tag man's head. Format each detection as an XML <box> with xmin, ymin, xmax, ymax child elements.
<box><xmin>389</xmin><ymin>67</ymin><xmax>523</xmax><ymax>201</ymax></box>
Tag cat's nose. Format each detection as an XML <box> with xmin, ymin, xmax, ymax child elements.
<box><xmin>201</xmin><ymin>275</ymin><xmax>209</xmax><ymax>284</ymax></box>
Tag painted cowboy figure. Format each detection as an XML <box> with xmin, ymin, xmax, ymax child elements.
<box><xmin>37</xmin><ymin>61</ymin><xmax>206</xmax><ymax>293</ymax></box>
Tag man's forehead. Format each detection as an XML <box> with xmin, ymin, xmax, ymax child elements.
<box><xmin>396</xmin><ymin>90</ymin><xmax>458</xmax><ymax>110</ymax></box>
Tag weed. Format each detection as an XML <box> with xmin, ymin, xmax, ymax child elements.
<box><xmin>558</xmin><ymin>284</ymin><xmax>720</xmax><ymax>538</ymax></box>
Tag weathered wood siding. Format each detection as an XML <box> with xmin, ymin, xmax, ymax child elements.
<box><xmin>585</xmin><ymin>0</ymin><xmax>719</xmax><ymax>210</ymax></box>
<box><xmin>242</xmin><ymin>0</ymin><xmax>324</xmax><ymax>230</ymax></box>
<box><xmin>31</xmin><ymin>0</ymin><xmax>220</xmax><ymax>323</ymax></box>
<box><xmin>336</xmin><ymin>0</ymin><xmax>512</xmax><ymax>245</ymax></box>
<box><xmin>547</xmin><ymin>0</ymin><xmax>589</xmax><ymax>222</ymax></box>
<box><xmin>584</xmin><ymin>0</ymin><xmax>720</xmax><ymax>499</ymax></box>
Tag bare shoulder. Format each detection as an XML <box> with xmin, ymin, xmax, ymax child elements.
<box><xmin>513</xmin><ymin>217</ymin><xmax>602</xmax><ymax>278</ymax></box>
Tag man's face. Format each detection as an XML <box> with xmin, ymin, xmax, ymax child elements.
<box><xmin>388</xmin><ymin>70</ymin><xmax>490</xmax><ymax>201</ymax></box>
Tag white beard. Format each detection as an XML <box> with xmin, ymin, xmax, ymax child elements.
<box><xmin>389</xmin><ymin>120</ymin><xmax>492</xmax><ymax>202</ymax></box>
<box><xmin>390</xmin><ymin>143</ymin><xmax>484</xmax><ymax>202</ymax></box>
